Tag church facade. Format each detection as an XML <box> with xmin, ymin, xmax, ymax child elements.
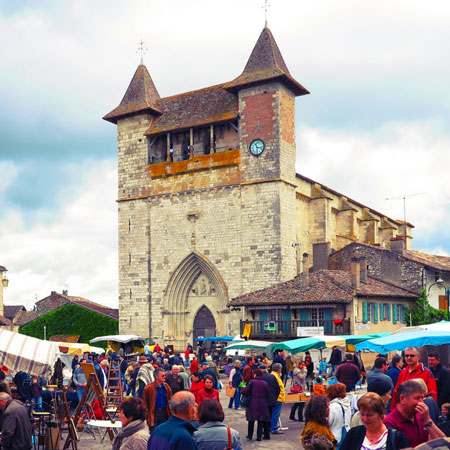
<box><xmin>104</xmin><ymin>27</ymin><xmax>413</xmax><ymax>349</ymax></box>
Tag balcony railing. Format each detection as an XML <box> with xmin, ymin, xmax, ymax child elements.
<box><xmin>240</xmin><ymin>319</ymin><xmax>351</xmax><ymax>340</ymax></box>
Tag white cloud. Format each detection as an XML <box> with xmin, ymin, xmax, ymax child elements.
<box><xmin>0</xmin><ymin>159</ymin><xmax>118</xmax><ymax>309</ymax></box>
<box><xmin>296</xmin><ymin>120</ymin><xmax>450</xmax><ymax>250</ymax></box>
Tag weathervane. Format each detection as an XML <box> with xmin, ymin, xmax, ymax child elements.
<box><xmin>137</xmin><ymin>39</ymin><xmax>148</xmax><ymax>64</ymax></box>
<box><xmin>262</xmin><ymin>0</ymin><xmax>271</xmax><ymax>27</ymax></box>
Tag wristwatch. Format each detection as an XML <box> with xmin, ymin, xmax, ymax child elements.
<box><xmin>424</xmin><ymin>420</ymin><xmax>433</xmax><ymax>427</ymax></box>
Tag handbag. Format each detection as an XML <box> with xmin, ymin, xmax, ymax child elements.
<box><xmin>336</xmin><ymin>404</ymin><xmax>348</xmax><ymax>450</ymax></box>
<box><xmin>290</xmin><ymin>384</ymin><xmax>302</xmax><ymax>394</ymax></box>
<box><xmin>240</xmin><ymin>392</ymin><xmax>251</xmax><ymax>408</ymax></box>
<box><xmin>226</xmin><ymin>385</ymin><xmax>236</xmax><ymax>398</ymax></box>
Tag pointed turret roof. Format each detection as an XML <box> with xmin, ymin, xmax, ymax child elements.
<box><xmin>103</xmin><ymin>64</ymin><xmax>162</xmax><ymax>124</ymax></box>
<box><xmin>224</xmin><ymin>27</ymin><xmax>309</xmax><ymax>96</ymax></box>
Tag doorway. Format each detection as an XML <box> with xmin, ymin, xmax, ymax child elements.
<box><xmin>193</xmin><ymin>306</ymin><xmax>216</xmax><ymax>348</ymax></box>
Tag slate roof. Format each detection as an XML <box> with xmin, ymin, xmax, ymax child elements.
<box><xmin>103</xmin><ymin>64</ymin><xmax>162</xmax><ymax>124</ymax></box>
<box><xmin>223</xmin><ymin>27</ymin><xmax>309</xmax><ymax>97</ymax></box>
<box><xmin>404</xmin><ymin>250</ymin><xmax>450</xmax><ymax>273</ymax></box>
<box><xmin>229</xmin><ymin>270</ymin><xmax>417</xmax><ymax>307</ymax></box>
<box><xmin>146</xmin><ymin>84</ymin><xmax>239</xmax><ymax>135</ymax></box>
<box><xmin>14</xmin><ymin>310</ymin><xmax>38</xmax><ymax>326</ymax></box>
<box><xmin>3</xmin><ymin>305</ymin><xmax>26</xmax><ymax>320</ymax></box>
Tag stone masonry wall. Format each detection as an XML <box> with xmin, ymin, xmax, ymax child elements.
<box><xmin>329</xmin><ymin>243</ymin><xmax>424</xmax><ymax>293</ymax></box>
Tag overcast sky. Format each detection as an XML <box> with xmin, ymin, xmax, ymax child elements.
<box><xmin>1</xmin><ymin>0</ymin><xmax>449</xmax><ymax>310</ymax></box>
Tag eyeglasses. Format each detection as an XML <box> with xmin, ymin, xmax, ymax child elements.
<box><xmin>405</xmin><ymin>354</ymin><xmax>417</xmax><ymax>358</ymax></box>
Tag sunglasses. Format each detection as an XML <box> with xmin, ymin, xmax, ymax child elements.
<box><xmin>405</xmin><ymin>354</ymin><xmax>417</xmax><ymax>358</ymax></box>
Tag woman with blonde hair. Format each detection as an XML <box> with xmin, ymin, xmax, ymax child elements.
<box><xmin>339</xmin><ymin>392</ymin><xmax>409</xmax><ymax>450</ymax></box>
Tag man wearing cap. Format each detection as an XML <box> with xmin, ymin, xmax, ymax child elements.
<box><xmin>136</xmin><ymin>355</ymin><xmax>155</xmax><ymax>398</ymax></box>
<box><xmin>350</xmin><ymin>377</ymin><xmax>393</xmax><ymax>427</ymax></box>
<box><xmin>336</xmin><ymin>353</ymin><xmax>360</xmax><ymax>392</ymax></box>
<box><xmin>143</xmin><ymin>367</ymin><xmax>173</xmax><ymax>432</ymax></box>
<box><xmin>391</xmin><ymin>346</ymin><xmax>437</xmax><ymax>409</ymax></box>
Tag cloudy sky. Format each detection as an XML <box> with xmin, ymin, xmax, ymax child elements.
<box><xmin>1</xmin><ymin>0</ymin><xmax>449</xmax><ymax>310</ymax></box>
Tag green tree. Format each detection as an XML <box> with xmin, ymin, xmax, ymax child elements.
<box><xmin>405</xmin><ymin>288</ymin><xmax>447</xmax><ymax>325</ymax></box>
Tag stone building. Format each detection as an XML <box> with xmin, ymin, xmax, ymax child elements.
<box><xmin>104</xmin><ymin>26</ymin><xmax>413</xmax><ymax>349</ymax></box>
<box><xmin>329</xmin><ymin>239</ymin><xmax>450</xmax><ymax>311</ymax></box>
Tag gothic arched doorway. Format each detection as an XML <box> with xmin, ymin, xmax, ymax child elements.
<box><xmin>193</xmin><ymin>306</ymin><xmax>216</xmax><ymax>348</ymax></box>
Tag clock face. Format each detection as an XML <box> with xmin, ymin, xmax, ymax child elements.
<box><xmin>249</xmin><ymin>139</ymin><xmax>265</xmax><ymax>156</ymax></box>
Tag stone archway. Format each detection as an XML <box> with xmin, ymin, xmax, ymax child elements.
<box><xmin>193</xmin><ymin>305</ymin><xmax>216</xmax><ymax>346</ymax></box>
<box><xmin>163</xmin><ymin>251</ymin><xmax>228</xmax><ymax>348</ymax></box>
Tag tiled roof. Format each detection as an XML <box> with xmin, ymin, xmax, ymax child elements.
<box><xmin>404</xmin><ymin>250</ymin><xmax>450</xmax><ymax>273</ymax></box>
<box><xmin>146</xmin><ymin>84</ymin><xmax>238</xmax><ymax>135</ymax></box>
<box><xmin>103</xmin><ymin>64</ymin><xmax>162</xmax><ymax>124</ymax></box>
<box><xmin>0</xmin><ymin>315</ymin><xmax>11</xmax><ymax>326</ymax></box>
<box><xmin>229</xmin><ymin>270</ymin><xmax>417</xmax><ymax>307</ymax></box>
<box><xmin>14</xmin><ymin>310</ymin><xmax>38</xmax><ymax>326</ymax></box>
<box><xmin>3</xmin><ymin>305</ymin><xmax>26</xmax><ymax>320</ymax></box>
<box><xmin>224</xmin><ymin>27</ymin><xmax>309</xmax><ymax>97</ymax></box>
<box><xmin>66</xmin><ymin>296</ymin><xmax>119</xmax><ymax>320</ymax></box>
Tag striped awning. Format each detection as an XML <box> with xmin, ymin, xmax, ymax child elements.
<box><xmin>0</xmin><ymin>329</ymin><xmax>59</xmax><ymax>378</ymax></box>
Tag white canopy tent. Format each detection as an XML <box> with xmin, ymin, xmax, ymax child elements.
<box><xmin>90</xmin><ymin>334</ymin><xmax>146</xmax><ymax>344</ymax></box>
<box><xmin>0</xmin><ymin>329</ymin><xmax>60</xmax><ymax>378</ymax></box>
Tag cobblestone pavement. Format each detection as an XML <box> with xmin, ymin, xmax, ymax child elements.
<box><xmin>72</xmin><ymin>380</ymin><xmax>305</xmax><ymax>450</ymax></box>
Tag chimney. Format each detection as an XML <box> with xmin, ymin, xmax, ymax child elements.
<box><xmin>359</xmin><ymin>257</ymin><xmax>368</xmax><ymax>283</ymax></box>
<box><xmin>312</xmin><ymin>242</ymin><xmax>331</xmax><ymax>272</ymax></box>
<box><xmin>302</xmin><ymin>253</ymin><xmax>310</xmax><ymax>288</ymax></box>
<box><xmin>62</xmin><ymin>290</ymin><xmax>68</xmax><ymax>296</ymax></box>
<box><xmin>351</xmin><ymin>258</ymin><xmax>360</xmax><ymax>289</ymax></box>
<box><xmin>51</xmin><ymin>291</ymin><xmax>56</xmax><ymax>296</ymax></box>
<box><xmin>390</xmin><ymin>237</ymin><xmax>405</xmax><ymax>254</ymax></box>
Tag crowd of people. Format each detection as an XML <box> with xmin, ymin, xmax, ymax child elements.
<box><xmin>3</xmin><ymin>341</ymin><xmax>450</xmax><ymax>450</ymax></box>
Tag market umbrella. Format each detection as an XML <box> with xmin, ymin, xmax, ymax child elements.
<box><xmin>223</xmin><ymin>340</ymin><xmax>275</xmax><ymax>351</ymax></box>
<box><xmin>355</xmin><ymin>330</ymin><xmax>450</xmax><ymax>353</ymax></box>
<box><xmin>338</xmin><ymin>332</ymin><xmax>392</xmax><ymax>346</ymax></box>
<box><xmin>274</xmin><ymin>335</ymin><xmax>346</xmax><ymax>354</ymax></box>
<box><xmin>390</xmin><ymin>321</ymin><xmax>450</xmax><ymax>335</ymax></box>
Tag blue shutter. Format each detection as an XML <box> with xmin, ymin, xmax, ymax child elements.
<box><xmin>260</xmin><ymin>310</ymin><xmax>268</xmax><ymax>335</ymax></box>
<box><xmin>393</xmin><ymin>304</ymin><xmax>398</xmax><ymax>324</ymax></box>
<box><xmin>380</xmin><ymin>304</ymin><xmax>385</xmax><ymax>321</ymax></box>
<box><xmin>282</xmin><ymin>308</ymin><xmax>291</xmax><ymax>335</ymax></box>
<box><xmin>363</xmin><ymin>302</ymin><xmax>368</xmax><ymax>324</ymax></box>
<box><xmin>324</xmin><ymin>308</ymin><xmax>333</xmax><ymax>334</ymax></box>
<box><xmin>374</xmin><ymin>303</ymin><xmax>378</xmax><ymax>324</ymax></box>
<box><xmin>299</xmin><ymin>309</ymin><xmax>309</xmax><ymax>327</ymax></box>
<box><xmin>387</xmin><ymin>303</ymin><xmax>392</xmax><ymax>321</ymax></box>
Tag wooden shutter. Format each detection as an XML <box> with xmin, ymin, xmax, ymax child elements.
<box><xmin>374</xmin><ymin>303</ymin><xmax>378</xmax><ymax>324</ymax></box>
<box><xmin>363</xmin><ymin>302</ymin><xmax>368</xmax><ymax>324</ymax></box>
<box><xmin>393</xmin><ymin>304</ymin><xmax>398</xmax><ymax>324</ymax></box>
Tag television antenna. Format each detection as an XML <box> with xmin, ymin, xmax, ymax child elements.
<box><xmin>384</xmin><ymin>192</ymin><xmax>425</xmax><ymax>223</ymax></box>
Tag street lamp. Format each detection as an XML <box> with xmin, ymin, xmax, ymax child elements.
<box><xmin>428</xmin><ymin>277</ymin><xmax>450</xmax><ymax>321</ymax></box>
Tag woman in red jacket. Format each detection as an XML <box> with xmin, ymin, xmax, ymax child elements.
<box><xmin>190</xmin><ymin>372</ymin><xmax>205</xmax><ymax>404</ymax></box>
<box><xmin>197</xmin><ymin>375</ymin><xmax>219</xmax><ymax>404</ymax></box>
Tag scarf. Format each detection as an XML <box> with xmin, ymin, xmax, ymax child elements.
<box><xmin>112</xmin><ymin>419</ymin><xmax>146</xmax><ymax>450</ymax></box>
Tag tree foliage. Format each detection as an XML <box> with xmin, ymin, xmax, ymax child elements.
<box><xmin>405</xmin><ymin>288</ymin><xmax>448</xmax><ymax>326</ymax></box>
<box><xmin>19</xmin><ymin>303</ymin><xmax>118</xmax><ymax>343</ymax></box>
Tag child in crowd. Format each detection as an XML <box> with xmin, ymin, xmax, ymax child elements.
<box><xmin>313</xmin><ymin>376</ymin><xmax>326</xmax><ymax>396</ymax></box>
<box><xmin>30</xmin><ymin>375</ymin><xmax>43</xmax><ymax>412</ymax></box>
<box><xmin>318</xmin><ymin>357</ymin><xmax>328</xmax><ymax>377</ymax></box>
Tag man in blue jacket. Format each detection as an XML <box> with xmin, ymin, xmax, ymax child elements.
<box><xmin>148</xmin><ymin>391</ymin><xmax>198</xmax><ymax>449</ymax></box>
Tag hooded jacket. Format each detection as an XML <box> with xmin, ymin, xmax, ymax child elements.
<box><xmin>328</xmin><ymin>396</ymin><xmax>351</xmax><ymax>443</ymax></box>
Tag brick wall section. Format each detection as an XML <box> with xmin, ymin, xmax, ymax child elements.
<box><xmin>329</xmin><ymin>243</ymin><xmax>424</xmax><ymax>293</ymax></box>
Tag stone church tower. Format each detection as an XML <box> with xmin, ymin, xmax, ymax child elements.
<box><xmin>104</xmin><ymin>27</ymin><xmax>412</xmax><ymax>349</ymax></box>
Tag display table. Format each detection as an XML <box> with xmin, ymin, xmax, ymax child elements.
<box><xmin>86</xmin><ymin>420</ymin><xmax>122</xmax><ymax>442</ymax></box>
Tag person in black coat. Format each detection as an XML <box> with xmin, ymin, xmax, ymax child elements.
<box><xmin>428</xmin><ymin>352</ymin><xmax>450</xmax><ymax>407</ymax></box>
<box><xmin>260</xmin><ymin>365</ymin><xmax>280</xmax><ymax>438</ymax></box>
<box><xmin>272</xmin><ymin>350</ymin><xmax>288</xmax><ymax>383</ymax></box>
